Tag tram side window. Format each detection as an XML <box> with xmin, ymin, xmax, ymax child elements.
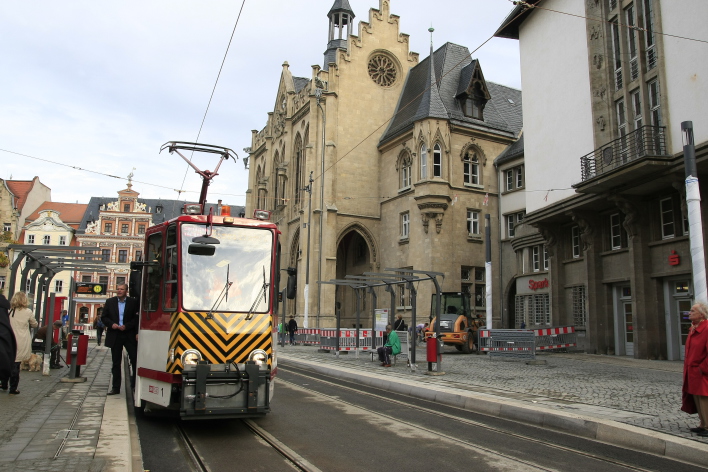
<box><xmin>143</xmin><ymin>232</ymin><xmax>163</xmax><ymax>312</ymax></box>
<box><xmin>164</xmin><ymin>225</ymin><xmax>178</xmax><ymax>311</ymax></box>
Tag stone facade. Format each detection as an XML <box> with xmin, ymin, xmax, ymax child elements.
<box><xmin>246</xmin><ymin>0</ymin><xmax>522</xmax><ymax>330</ymax></box>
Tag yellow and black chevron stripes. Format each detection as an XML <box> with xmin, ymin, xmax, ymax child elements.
<box><xmin>167</xmin><ymin>311</ymin><xmax>273</xmax><ymax>374</ymax></box>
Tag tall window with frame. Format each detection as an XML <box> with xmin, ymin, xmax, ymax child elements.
<box><xmin>660</xmin><ymin>197</ymin><xmax>675</xmax><ymax>239</ymax></box>
<box><xmin>164</xmin><ymin>225</ymin><xmax>178</xmax><ymax>310</ymax></box>
<box><xmin>467</xmin><ymin>210</ymin><xmax>480</xmax><ymax>236</ymax></box>
<box><xmin>43</xmin><ymin>235</ymin><xmax>51</xmax><ymax>245</ymax></box>
<box><xmin>648</xmin><ymin>80</ymin><xmax>661</xmax><ymax>127</ymax></box>
<box><xmin>294</xmin><ymin>134</ymin><xmax>304</xmax><ymax>205</ymax></box>
<box><xmin>572</xmin><ymin>285</ymin><xmax>587</xmax><ymax>327</ymax></box>
<box><xmin>272</xmin><ymin>151</ymin><xmax>281</xmax><ymax>210</ymax></box>
<box><xmin>515</xmin><ymin>166</ymin><xmax>523</xmax><ymax>189</ymax></box>
<box><xmin>506</xmin><ymin>169</ymin><xmax>514</xmax><ymax>191</ymax></box>
<box><xmin>400</xmin><ymin>212</ymin><xmax>409</xmax><ymax>239</ymax></box>
<box><xmin>532</xmin><ymin>245</ymin><xmax>540</xmax><ymax>272</ymax></box>
<box><xmin>432</xmin><ymin>144</ymin><xmax>442</xmax><ymax>178</ymax></box>
<box><xmin>643</xmin><ymin>0</ymin><xmax>656</xmax><ymax>69</ymax></box>
<box><xmin>28</xmin><ymin>234</ymin><xmax>34</xmax><ymax>244</ymax></box>
<box><xmin>609</xmin><ymin>213</ymin><xmax>625</xmax><ymax>249</ymax></box>
<box><xmin>463</xmin><ymin>151</ymin><xmax>479</xmax><ymax>185</ymax></box>
<box><xmin>400</xmin><ymin>152</ymin><xmax>412</xmax><ymax>190</ymax></box>
<box><xmin>616</xmin><ymin>98</ymin><xmax>628</xmax><ymax>162</ymax></box>
<box><xmin>102</xmin><ymin>249</ymin><xmax>111</xmax><ymax>262</ymax></box>
<box><xmin>118</xmin><ymin>249</ymin><xmax>128</xmax><ymax>263</ymax></box>
<box><xmin>625</xmin><ymin>4</ymin><xmax>639</xmax><ymax>81</ymax></box>
<box><xmin>571</xmin><ymin>226</ymin><xmax>581</xmax><ymax>258</ymax></box>
<box><xmin>420</xmin><ymin>144</ymin><xmax>427</xmax><ymax>179</ymax></box>
<box><xmin>611</xmin><ymin>18</ymin><xmax>622</xmax><ymax>90</ymax></box>
<box><xmin>54</xmin><ymin>280</ymin><xmax>63</xmax><ymax>293</ymax></box>
<box><xmin>543</xmin><ymin>245</ymin><xmax>549</xmax><ymax>270</ymax></box>
<box><xmin>59</xmin><ymin>235</ymin><xmax>66</xmax><ymax>246</ymax></box>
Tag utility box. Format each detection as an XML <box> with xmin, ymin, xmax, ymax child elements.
<box><xmin>66</xmin><ymin>333</ymin><xmax>88</xmax><ymax>366</ymax></box>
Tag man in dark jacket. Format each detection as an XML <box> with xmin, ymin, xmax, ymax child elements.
<box><xmin>101</xmin><ymin>284</ymin><xmax>139</xmax><ymax>395</ymax></box>
<box><xmin>0</xmin><ymin>294</ymin><xmax>17</xmax><ymax>389</ymax></box>
<box><xmin>288</xmin><ymin>316</ymin><xmax>298</xmax><ymax>345</ymax></box>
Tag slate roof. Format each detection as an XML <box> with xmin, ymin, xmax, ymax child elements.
<box><xmin>328</xmin><ymin>0</ymin><xmax>354</xmax><ymax>17</ymax></box>
<box><xmin>78</xmin><ymin>197</ymin><xmax>245</xmax><ymax>232</ymax></box>
<box><xmin>380</xmin><ymin>42</ymin><xmax>523</xmax><ymax>146</ymax></box>
<box><xmin>293</xmin><ymin>77</ymin><xmax>310</xmax><ymax>94</ymax></box>
<box><xmin>494</xmin><ymin>134</ymin><xmax>524</xmax><ymax>166</ymax></box>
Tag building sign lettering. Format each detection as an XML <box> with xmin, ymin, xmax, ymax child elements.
<box><xmin>529</xmin><ymin>278</ymin><xmax>549</xmax><ymax>291</ymax></box>
<box><xmin>668</xmin><ymin>250</ymin><xmax>680</xmax><ymax>266</ymax></box>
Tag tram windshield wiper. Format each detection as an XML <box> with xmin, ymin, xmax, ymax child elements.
<box><xmin>245</xmin><ymin>267</ymin><xmax>269</xmax><ymax>320</ymax></box>
<box><xmin>206</xmin><ymin>265</ymin><xmax>232</xmax><ymax>320</ymax></box>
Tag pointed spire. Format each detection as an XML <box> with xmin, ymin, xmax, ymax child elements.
<box><xmin>415</xmin><ymin>27</ymin><xmax>447</xmax><ymax>120</ymax></box>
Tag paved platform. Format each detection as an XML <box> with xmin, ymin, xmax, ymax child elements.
<box><xmin>278</xmin><ymin>344</ymin><xmax>708</xmax><ymax>467</ymax></box>
<box><xmin>0</xmin><ymin>344</ymin><xmax>139</xmax><ymax>472</ymax></box>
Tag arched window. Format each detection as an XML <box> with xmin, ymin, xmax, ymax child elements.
<box><xmin>433</xmin><ymin>143</ymin><xmax>442</xmax><ymax>178</ymax></box>
<box><xmin>463</xmin><ymin>151</ymin><xmax>480</xmax><ymax>185</ymax></box>
<box><xmin>293</xmin><ymin>134</ymin><xmax>303</xmax><ymax>205</ymax></box>
<box><xmin>399</xmin><ymin>152</ymin><xmax>412</xmax><ymax>189</ymax></box>
<box><xmin>273</xmin><ymin>151</ymin><xmax>281</xmax><ymax>210</ymax></box>
<box><xmin>420</xmin><ymin>144</ymin><xmax>427</xmax><ymax>179</ymax></box>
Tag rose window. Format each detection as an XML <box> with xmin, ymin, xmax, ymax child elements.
<box><xmin>368</xmin><ymin>54</ymin><xmax>397</xmax><ymax>87</ymax></box>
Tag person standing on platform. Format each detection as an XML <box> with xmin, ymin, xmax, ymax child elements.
<box><xmin>94</xmin><ymin>312</ymin><xmax>105</xmax><ymax>347</ymax></box>
<box><xmin>0</xmin><ymin>294</ymin><xmax>16</xmax><ymax>391</ymax></box>
<box><xmin>288</xmin><ymin>316</ymin><xmax>298</xmax><ymax>345</ymax></box>
<box><xmin>7</xmin><ymin>292</ymin><xmax>38</xmax><ymax>395</ymax></box>
<box><xmin>102</xmin><ymin>284</ymin><xmax>139</xmax><ymax>395</ymax></box>
<box><xmin>682</xmin><ymin>302</ymin><xmax>708</xmax><ymax>437</ymax></box>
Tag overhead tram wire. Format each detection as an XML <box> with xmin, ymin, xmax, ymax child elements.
<box><xmin>511</xmin><ymin>0</ymin><xmax>708</xmax><ymax>46</ymax></box>
<box><xmin>173</xmin><ymin>0</ymin><xmax>247</xmax><ymax>214</ymax></box>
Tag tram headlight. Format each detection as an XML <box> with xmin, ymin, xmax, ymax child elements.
<box><xmin>248</xmin><ymin>349</ymin><xmax>268</xmax><ymax>366</ymax></box>
<box><xmin>181</xmin><ymin>349</ymin><xmax>203</xmax><ymax>366</ymax></box>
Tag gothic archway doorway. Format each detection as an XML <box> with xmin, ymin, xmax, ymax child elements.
<box><xmin>335</xmin><ymin>229</ymin><xmax>372</xmax><ymax>329</ymax></box>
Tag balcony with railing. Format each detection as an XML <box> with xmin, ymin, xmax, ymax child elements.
<box><xmin>575</xmin><ymin>126</ymin><xmax>672</xmax><ymax>194</ymax></box>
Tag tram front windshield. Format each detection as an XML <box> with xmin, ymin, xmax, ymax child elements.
<box><xmin>181</xmin><ymin>223</ymin><xmax>273</xmax><ymax>313</ymax></box>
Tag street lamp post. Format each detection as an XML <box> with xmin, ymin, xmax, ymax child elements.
<box><xmin>682</xmin><ymin>121</ymin><xmax>707</xmax><ymax>302</ymax></box>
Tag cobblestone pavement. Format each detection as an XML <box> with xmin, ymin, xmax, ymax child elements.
<box><xmin>0</xmin><ymin>346</ymin><xmax>113</xmax><ymax>471</ymax></box>
<box><xmin>278</xmin><ymin>345</ymin><xmax>708</xmax><ymax>445</ymax></box>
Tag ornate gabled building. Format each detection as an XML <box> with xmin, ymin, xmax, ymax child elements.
<box><xmin>0</xmin><ymin>177</ymin><xmax>51</xmax><ymax>296</ymax></box>
<box><xmin>245</xmin><ymin>0</ymin><xmax>522</xmax><ymax>329</ymax></box>
<box><xmin>16</xmin><ymin>202</ymin><xmax>88</xmax><ymax>310</ymax></box>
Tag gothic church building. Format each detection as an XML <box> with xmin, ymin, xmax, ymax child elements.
<box><xmin>245</xmin><ymin>0</ymin><xmax>522</xmax><ymax>328</ymax></box>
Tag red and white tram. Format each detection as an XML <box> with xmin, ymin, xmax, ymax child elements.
<box><xmin>130</xmin><ymin>142</ymin><xmax>285</xmax><ymax>419</ymax></box>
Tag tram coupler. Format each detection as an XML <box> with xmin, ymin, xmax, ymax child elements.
<box><xmin>194</xmin><ymin>361</ymin><xmax>210</xmax><ymax>411</ymax></box>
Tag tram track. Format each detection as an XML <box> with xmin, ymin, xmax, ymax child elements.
<box><xmin>279</xmin><ymin>363</ymin><xmax>690</xmax><ymax>472</ymax></box>
<box><xmin>175</xmin><ymin>418</ymin><xmax>322</xmax><ymax>472</ymax></box>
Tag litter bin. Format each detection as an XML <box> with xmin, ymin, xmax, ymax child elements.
<box><xmin>66</xmin><ymin>333</ymin><xmax>89</xmax><ymax>366</ymax></box>
<box><xmin>426</xmin><ymin>334</ymin><xmax>441</xmax><ymax>364</ymax></box>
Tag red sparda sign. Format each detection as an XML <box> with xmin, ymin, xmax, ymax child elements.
<box><xmin>529</xmin><ymin>278</ymin><xmax>549</xmax><ymax>291</ymax></box>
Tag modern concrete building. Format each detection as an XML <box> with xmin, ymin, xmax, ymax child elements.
<box><xmin>496</xmin><ymin>0</ymin><xmax>708</xmax><ymax>359</ymax></box>
<box><xmin>245</xmin><ymin>0</ymin><xmax>523</xmax><ymax>329</ymax></box>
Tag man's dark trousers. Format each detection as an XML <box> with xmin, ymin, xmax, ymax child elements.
<box><xmin>110</xmin><ymin>333</ymin><xmax>137</xmax><ymax>392</ymax></box>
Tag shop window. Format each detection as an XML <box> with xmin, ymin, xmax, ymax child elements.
<box><xmin>572</xmin><ymin>285</ymin><xmax>587</xmax><ymax>327</ymax></box>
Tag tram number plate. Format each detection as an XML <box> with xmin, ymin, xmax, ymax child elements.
<box><xmin>140</xmin><ymin>378</ymin><xmax>172</xmax><ymax>407</ymax></box>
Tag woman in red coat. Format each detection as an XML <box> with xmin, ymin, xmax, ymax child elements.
<box><xmin>682</xmin><ymin>302</ymin><xmax>708</xmax><ymax>437</ymax></box>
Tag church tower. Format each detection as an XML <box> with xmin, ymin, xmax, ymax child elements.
<box><xmin>323</xmin><ymin>0</ymin><xmax>355</xmax><ymax>69</ymax></box>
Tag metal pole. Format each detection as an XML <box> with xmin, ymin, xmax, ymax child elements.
<box><xmin>485</xmin><ymin>214</ymin><xmax>493</xmax><ymax>329</ymax></box>
<box><xmin>303</xmin><ymin>171</ymin><xmax>313</xmax><ymax>329</ymax></box>
<box><xmin>355</xmin><ymin>288</ymin><xmax>361</xmax><ymax>357</ymax></box>
<box><xmin>369</xmin><ymin>286</ymin><xmax>377</xmax><ymax>350</ymax></box>
<box><xmin>408</xmin><ymin>281</ymin><xmax>417</xmax><ymax>366</ymax></box>
<box><xmin>316</xmin><ymin>90</ymin><xmax>326</xmax><ymax>330</ymax></box>
<box><xmin>682</xmin><ymin>121</ymin><xmax>707</xmax><ymax>302</ymax></box>
<box><xmin>42</xmin><ymin>291</ymin><xmax>54</xmax><ymax>375</ymax></box>
<box><xmin>280</xmin><ymin>288</ymin><xmax>286</xmax><ymax>347</ymax></box>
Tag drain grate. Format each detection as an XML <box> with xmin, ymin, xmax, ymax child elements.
<box><xmin>55</xmin><ymin>429</ymin><xmax>79</xmax><ymax>440</ymax></box>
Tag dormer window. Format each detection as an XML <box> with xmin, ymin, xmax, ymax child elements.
<box><xmin>462</xmin><ymin>82</ymin><xmax>487</xmax><ymax>120</ymax></box>
<box><xmin>156</xmin><ymin>205</ymin><xmax>163</xmax><ymax>214</ymax></box>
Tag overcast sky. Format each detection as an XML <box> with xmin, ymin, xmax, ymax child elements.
<box><xmin>0</xmin><ymin>0</ymin><xmax>521</xmax><ymax>206</ymax></box>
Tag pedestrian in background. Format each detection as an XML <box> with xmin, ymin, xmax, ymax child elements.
<box><xmin>7</xmin><ymin>292</ymin><xmax>38</xmax><ymax>395</ymax></box>
<box><xmin>682</xmin><ymin>302</ymin><xmax>708</xmax><ymax>437</ymax></box>
<box><xmin>94</xmin><ymin>312</ymin><xmax>105</xmax><ymax>347</ymax></box>
<box><xmin>0</xmin><ymin>294</ymin><xmax>17</xmax><ymax>391</ymax></box>
<box><xmin>288</xmin><ymin>316</ymin><xmax>297</xmax><ymax>345</ymax></box>
<box><xmin>393</xmin><ymin>314</ymin><xmax>406</xmax><ymax>331</ymax></box>
<box><xmin>278</xmin><ymin>320</ymin><xmax>286</xmax><ymax>345</ymax></box>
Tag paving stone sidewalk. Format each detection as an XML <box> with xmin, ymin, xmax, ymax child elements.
<box><xmin>278</xmin><ymin>345</ymin><xmax>708</xmax><ymax>445</ymax></box>
<box><xmin>0</xmin><ymin>346</ymin><xmax>114</xmax><ymax>471</ymax></box>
